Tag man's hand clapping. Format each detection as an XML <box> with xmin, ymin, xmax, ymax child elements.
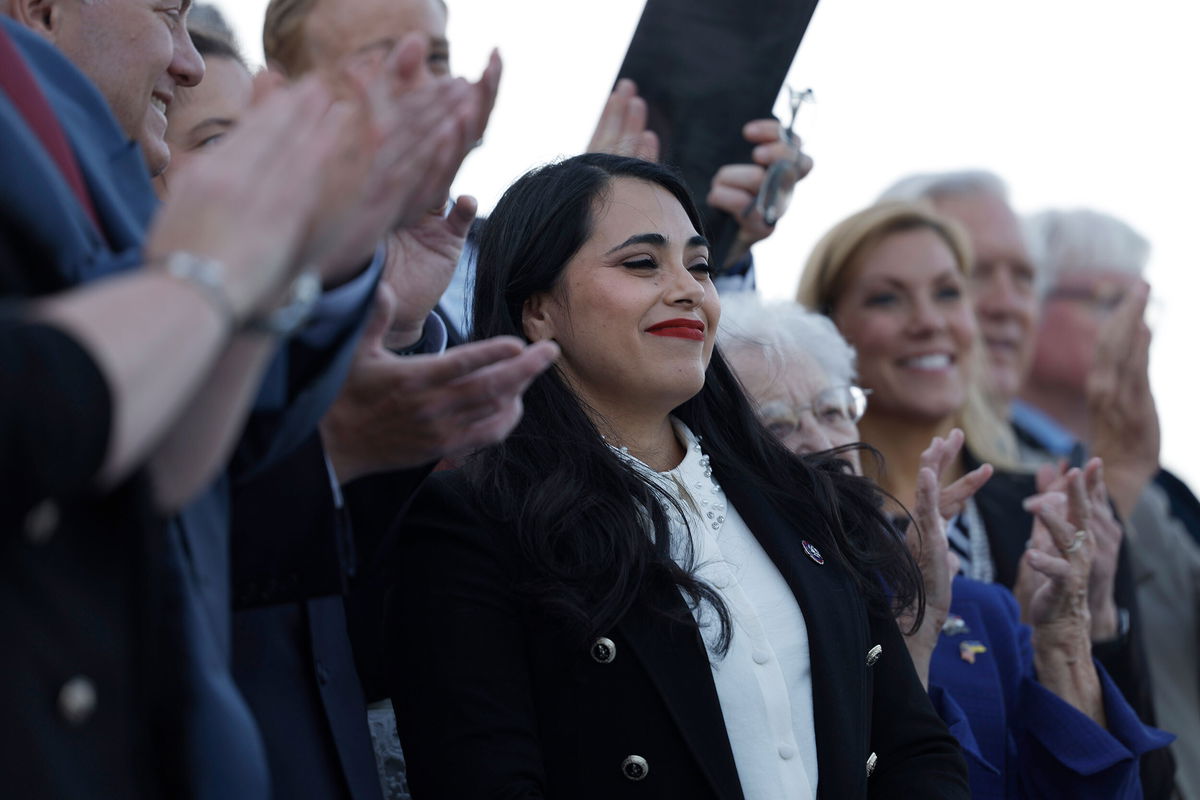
<box><xmin>305</xmin><ymin>33</ymin><xmax>500</xmax><ymax>286</ymax></box>
<box><xmin>320</xmin><ymin>284</ymin><xmax>558</xmax><ymax>483</ymax></box>
<box><xmin>383</xmin><ymin>195</ymin><xmax>478</xmax><ymax>349</ymax></box>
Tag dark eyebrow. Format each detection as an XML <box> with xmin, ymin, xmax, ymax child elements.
<box><xmin>604</xmin><ymin>233</ymin><xmax>666</xmax><ymax>255</ymax></box>
<box><xmin>603</xmin><ymin>233</ymin><xmax>710</xmax><ymax>256</ymax></box>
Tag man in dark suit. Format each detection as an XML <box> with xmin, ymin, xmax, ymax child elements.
<box><xmin>0</xmin><ymin>10</ymin><xmax>317</xmax><ymax>795</ymax></box>
<box><xmin>0</xmin><ymin>2</ymin><xmax>505</xmax><ymax>796</ymax></box>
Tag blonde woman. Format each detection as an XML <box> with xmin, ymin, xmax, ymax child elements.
<box><xmin>797</xmin><ymin>202</ymin><xmax>1125</xmax><ymax>637</ymax></box>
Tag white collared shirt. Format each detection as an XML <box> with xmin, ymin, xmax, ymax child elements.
<box><xmin>618</xmin><ymin>420</ymin><xmax>818</xmax><ymax>799</ymax></box>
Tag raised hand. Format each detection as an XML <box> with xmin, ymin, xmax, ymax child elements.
<box><xmin>1021</xmin><ymin>471</ymin><xmax>1093</xmax><ymax>633</ymax></box>
<box><xmin>382</xmin><ymin>195</ymin><xmax>478</xmax><ymax>349</ymax></box>
<box><xmin>1081</xmin><ymin>458</ymin><xmax>1123</xmax><ymax>639</ymax></box>
<box><xmin>307</xmin><ymin>34</ymin><xmax>501</xmax><ymax>285</ymax></box>
<box><xmin>145</xmin><ymin>77</ymin><xmax>350</xmax><ymax>321</ymax></box>
<box><xmin>320</xmin><ymin>283</ymin><xmax>558</xmax><ymax>482</ymax></box>
<box><xmin>1087</xmin><ymin>281</ymin><xmax>1158</xmax><ymax>519</ymax></box>
<box><xmin>1028</xmin><ymin>458</ymin><xmax>1122</xmax><ymax>640</ymax></box>
<box><xmin>706</xmin><ymin>119</ymin><xmax>813</xmax><ymax>268</ymax></box>
<box><xmin>898</xmin><ymin>429</ymin><xmax>992</xmax><ymax>688</ymax></box>
<box><xmin>587</xmin><ymin>78</ymin><xmax>660</xmax><ymax>161</ymax></box>
<box><xmin>922</xmin><ymin>428</ymin><xmax>993</xmax><ymax>523</ymax></box>
<box><xmin>1019</xmin><ymin>469</ymin><xmax>1107</xmax><ymax>724</ymax></box>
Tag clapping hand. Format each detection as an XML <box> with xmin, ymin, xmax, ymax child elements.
<box><xmin>1017</xmin><ymin>470</ymin><xmax>1094</xmax><ymax>635</ymax></box>
<box><xmin>898</xmin><ymin>429</ymin><xmax>993</xmax><ymax>688</ymax></box>
<box><xmin>320</xmin><ymin>284</ymin><xmax>559</xmax><ymax>483</ymax></box>
<box><xmin>1029</xmin><ymin>458</ymin><xmax>1123</xmax><ymax>640</ymax></box>
<box><xmin>1016</xmin><ymin>469</ymin><xmax>1108</xmax><ymax>723</ymax></box>
<box><xmin>1087</xmin><ymin>282</ymin><xmax>1158</xmax><ymax>519</ymax></box>
<box><xmin>306</xmin><ymin>34</ymin><xmax>500</xmax><ymax>286</ymax></box>
<box><xmin>146</xmin><ymin>77</ymin><xmax>352</xmax><ymax>320</ymax></box>
<box><xmin>382</xmin><ymin>195</ymin><xmax>478</xmax><ymax>349</ymax></box>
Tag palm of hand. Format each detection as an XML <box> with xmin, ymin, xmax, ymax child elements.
<box><xmin>382</xmin><ymin>197</ymin><xmax>476</xmax><ymax>336</ymax></box>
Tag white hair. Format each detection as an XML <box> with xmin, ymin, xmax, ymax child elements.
<box><xmin>878</xmin><ymin>169</ymin><xmax>1011</xmax><ymax>205</ymax></box>
<box><xmin>717</xmin><ymin>293</ymin><xmax>857</xmax><ymax>387</ymax></box>
<box><xmin>877</xmin><ymin>169</ymin><xmax>1058</xmax><ymax>295</ymax></box>
<box><xmin>1024</xmin><ymin>208</ymin><xmax>1149</xmax><ymax>290</ymax></box>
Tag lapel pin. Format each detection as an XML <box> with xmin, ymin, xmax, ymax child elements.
<box><xmin>801</xmin><ymin>540</ymin><xmax>824</xmax><ymax>565</ymax></box>
<box><xmin>959</xmin><ymin>641</ymin><xmax>988</xmax><ymax>664</ymax></box>
<box><xmin>941</xmin><ymin>614</ymin><xmax>969</xmax><ymax>637</ymax></box>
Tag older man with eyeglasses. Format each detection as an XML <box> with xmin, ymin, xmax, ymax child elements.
<box><xmin>1018</xmin><ymin>208</ymin><xmax>1200</xmax><ymax>800</ymax></box>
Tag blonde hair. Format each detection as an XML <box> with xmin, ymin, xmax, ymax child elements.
<box><xmin>262</xmin><ymin>0</ymin><xmax>319</xmax><ymax>75</ymax></box>
<box><xmin>797</xmin><ymin>201</ymin><xmax>1022</xmax><ymax>471</ymax></box>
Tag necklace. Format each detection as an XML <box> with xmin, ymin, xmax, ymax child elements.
<box><xmin>961</xmin><ymin>497</ymin><xmax>994</xmax><ymax>583</ymax></box>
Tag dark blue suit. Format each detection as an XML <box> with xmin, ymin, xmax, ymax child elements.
<box><xmin>929</xmin><ymin>577</ymin><xmax>1172</xmax><ymax>799</ymax></box>
<box><xmin>0</xmin><ymin>17</ymin><xmax>373</xmax><ymax>798</ymax></box>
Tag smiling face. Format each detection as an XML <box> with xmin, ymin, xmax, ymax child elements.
<box><xmin>160</xmin><ymin>55</ymin><xmax>251</xmax><ymax>182</ymax></box>
<box><xmin>42</xmin><ymin>0</ymin><xmax>205</xmax><ymax>176</ymax></box>
<box><xmin>931</xmin><ymin>191</ymin><xmax>1037</xmax><ymax>404</ymax></box>
<box><xmin>831</xmin><ymin>227</ymin><xmax>977</xmax><ymax>425</ymax></box>
<box><xmin>522</xmin><ymin>177</ymin><xmax>719</xmax><ymax>419</ymax></box>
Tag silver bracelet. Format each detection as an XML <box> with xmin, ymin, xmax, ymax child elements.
<box><xmin>243</xmin><ymin>270</ymin><xmax>322</xmax><ymax>338</ymax></box>
<box><xmin>161</xmin><ymin>251</ymin><xmax>236</xmax><ymax>327</ymax></box>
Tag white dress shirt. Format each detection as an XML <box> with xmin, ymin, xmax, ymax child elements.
<box><xmin>616</xmin><ymin>419</ymin><xmax>818</xmax><ymax>799</ymax></box>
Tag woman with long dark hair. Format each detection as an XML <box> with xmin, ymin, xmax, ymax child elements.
<box><xmin>384</xmin><ymin>153</ymin><xmax>968</xmax><ymax>799</ymax></box>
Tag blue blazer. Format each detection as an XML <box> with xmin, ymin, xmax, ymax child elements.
<box><xmin>929</xmin><ymin>576</ymin><xmax>1173</xmax><ymax>799</ymax></box>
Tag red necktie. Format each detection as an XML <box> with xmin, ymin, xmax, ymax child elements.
<box><xmin>0</xmin><ymin>25</ymin><xmax>103</xmax><ymax>232</ymax></box>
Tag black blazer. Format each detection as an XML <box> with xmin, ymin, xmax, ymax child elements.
<box><xmin>384</xmin><ymin>467</ymin><xmax>969</xmax><ymax>799</ymax></box>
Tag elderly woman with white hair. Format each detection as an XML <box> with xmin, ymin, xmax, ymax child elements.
<box><xmin>719</xmin><ymin>293</ymin><xmax>1173</xmax><ymax>800</ymax></box>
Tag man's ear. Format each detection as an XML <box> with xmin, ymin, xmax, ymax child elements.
<box><xmin>521</xmin><ymin>292</ymin><xmax>557</xmax><ymax>343</ymax></box>
<box><xmin>10</xmin><ymin>0</ymin><xmax>66</xmax><ymax>42</ymax></box>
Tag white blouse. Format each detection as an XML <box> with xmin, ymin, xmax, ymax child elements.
<box><xmin>616</xmin><ymin>419</ymin><xmax>818</xmax><ymax>799</ymax></box>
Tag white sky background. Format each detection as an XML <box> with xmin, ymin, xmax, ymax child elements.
<box><xmin>214</xmin><ymin>0</ymin><xmax>1199</xmax><ymax>487</ymax></box>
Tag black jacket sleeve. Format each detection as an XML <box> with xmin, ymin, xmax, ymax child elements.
<box><xmin>384</xmin><ymin>472</ymin><xmax>549</xmax><ymax>800</ymax></box>
<box><xmin>0</xmin><ymin>316</ymin><xmax>111</xmax><ymax>528</ymax></box>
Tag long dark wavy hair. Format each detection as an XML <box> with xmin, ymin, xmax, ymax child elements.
<box><xmin>469</xmin><ymin>153</ymin><xmax>922</xmax><ymax>651</ymax></box>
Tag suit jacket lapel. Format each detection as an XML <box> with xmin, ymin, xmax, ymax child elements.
<box><xmin>617</xmin><ymin>580</ymin><xmax>747</xmax><ymax>800</ymax></box>
<box><xmin>0</xmin><ymin>94</ymin><xmax>100</xmax><ymax>288</ymax></box>
<box><xmin>45</xmin><ymin>76</ymin><xmax>156</xmax><ymax>264</ymax></box>
<box><xmin>716</xmin><ymin>467</ymin><xmax>869</xmax><ymax>798</ymax></box>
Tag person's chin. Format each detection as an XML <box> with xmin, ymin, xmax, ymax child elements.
<box><xmin>138</xmin><ymin>134</ymin><xmax>171</xmax><ymax>178</ymax></box>
<box><xmin>984</xmin><ymin>363</ymin><xmax>1021</xmax><ymax>405</ymax></box>
<box><xmin>897</xmin><ymin>391</ymin><xmax>962</xmax><ymax>424</ymax></box>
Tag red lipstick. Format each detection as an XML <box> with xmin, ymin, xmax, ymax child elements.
<box><xmin>646</xmin><ymin>318</ymin><xmax>706</xmax><ymax>341</ymax></box>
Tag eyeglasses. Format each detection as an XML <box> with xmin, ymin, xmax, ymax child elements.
<box><xmin>1044</xmin><ymin>287</ymin><xmax>1127</xmax><ymax>314</ymax></box>
<box><xmin>761</xmin><ymin>385</ymin><xmax>870</xmax><ymax>441</ymax></box>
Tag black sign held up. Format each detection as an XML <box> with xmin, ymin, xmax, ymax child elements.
<box><xmin>616</xmin><ymin>0</ymin><xmax>819</xmax><ymax>269</ymax></box>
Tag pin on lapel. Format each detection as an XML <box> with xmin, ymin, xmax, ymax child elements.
<box><xmin>942</xmin><ymin>614</ymin><xmax>969</xmax><ymax>637</ymax></box>
<box><xmin>959</xmin><ymin>641</ymin><xmax>988</xmax><ymax>664</ymax></box>
<box><xmin>801</xmin><ymin>540</ymin><xmax>824</xmax><ymax>565</ymax></box>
